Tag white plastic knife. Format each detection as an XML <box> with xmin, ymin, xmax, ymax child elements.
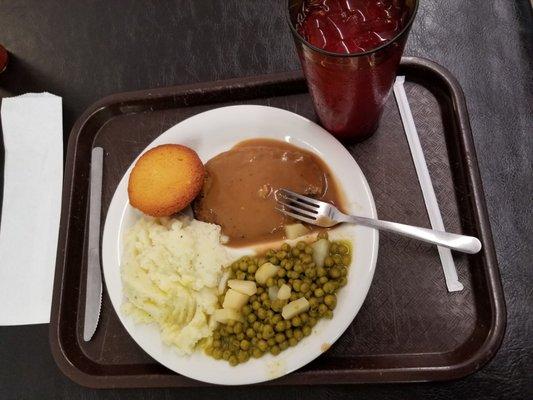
<box><xmin>83</xmin><ymin>147</ymin><xmax>104</xmax><ymax>341</ymax></box>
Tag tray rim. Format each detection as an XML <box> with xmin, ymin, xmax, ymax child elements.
<box><xmin>49</xmin><ymin>56</ymin><xmax>506</xmax><ymax>388</ymax></box>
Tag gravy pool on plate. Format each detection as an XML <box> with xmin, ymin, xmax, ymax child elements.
<box><xmin>193</xmin><ymin>139</ymin><xmax>344</xmax><ymax>246</ymax></box>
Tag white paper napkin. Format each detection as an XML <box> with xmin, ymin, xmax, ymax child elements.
<box><xmin>0</xmin><ymin>93</ymin><xmax>63</xmax><ymax>325</ymax></box>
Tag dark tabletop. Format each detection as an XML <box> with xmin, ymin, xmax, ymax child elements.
<box><xmin>0</xmin><ymin>1</ymin><xmax>532</xmax><ymax>399</ymax></box>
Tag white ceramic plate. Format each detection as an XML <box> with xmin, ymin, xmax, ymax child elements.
<box><xmin>102</xmin><ymin>105</ymin><xmax>378</xmax><ymax>385</ymax></box>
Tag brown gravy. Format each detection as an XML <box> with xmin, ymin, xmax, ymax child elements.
<box><xmin>193</xmin><ymin>139</ymin><xmax>344</xmax><ymax>246</ymax></box>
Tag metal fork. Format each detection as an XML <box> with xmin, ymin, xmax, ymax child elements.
<box><xmin>275</xmin><ymin>188</ymin><xmax>482</xmax><ymax>254</ymax></box>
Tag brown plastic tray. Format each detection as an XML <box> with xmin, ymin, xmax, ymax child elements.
<box><xmin>50</xmin><ymin>57</ymin><xmax>505</xmax><ymax>388</ymax></box>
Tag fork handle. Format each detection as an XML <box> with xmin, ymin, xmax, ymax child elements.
<box><xmin>342</xmin><ymin>215</ymin><xmax>482</xmax><ymax>254</ymax></box>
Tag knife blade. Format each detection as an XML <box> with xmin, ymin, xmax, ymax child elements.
<box><xmin>83</xmin><ymin>147</ymin><xmax>104</xmax><ymax>341</ymax></box>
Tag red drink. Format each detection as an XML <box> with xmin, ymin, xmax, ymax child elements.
<box><xmin>288</xmin><ymin>0</ymin><xmax>418</xmax><ymax>141</ymax></box>
<box><xmin>0</xmin><ymin>45</ymin><xmax>8</xmax><ymax>74</ymax></box>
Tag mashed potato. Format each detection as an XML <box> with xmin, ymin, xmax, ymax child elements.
<box><xmin>121</xmin><ymin>215</ymin><xmax>230</xmax><ymax>355</ymax></box>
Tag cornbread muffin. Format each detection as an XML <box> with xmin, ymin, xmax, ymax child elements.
<box><xmin>128</xmin><ymin>144</ymin><xmax>205</xmax><ymax>217</ymax></box>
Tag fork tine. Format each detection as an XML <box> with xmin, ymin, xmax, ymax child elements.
<box><xmin>277</xmin><ymin>200</ymin><xmax>318</xmax><ymax>218</ymax></box>
<box><xmin>278</xmin><ymin>188</ymin><xmax>325</xmax><ymax>208</ymax></box>
<box><xmin>276</xmin><ymin>196</ymin><xmax>318</xmax><ymax>213</ymax></box>
<box><xmin>275</xmin><ymin>206</ymin><xmax>317</xmax><ymax>224</ymax></box>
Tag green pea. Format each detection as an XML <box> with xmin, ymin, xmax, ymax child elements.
<box><xmin>300</xmin><ymin>312</ymin><xmax>309</xmax><ymax>323</ymax></box>
<box><xmin>271</xmin><ymin>299</ymin><xmax>284</xmax><ymax>312</ymax></box>
<box><xmin>229</xmin><ymin>355</ymin><xmax>238</xmax><ymax>366</ymax></box>
<box><xmin>333</xmin><ymin>254</ymin><xmax>343</xmax><ymax>265</ymax></box>
<box><xmin>260</xmin><ymin>292</ymin><xmax>268</xmax><ymax>302</ymax></box>
<box><xmin>275</xmin><ymin>333</ymin><xmax>285</xmax><ymax>344</ymax></box>
<box><xmin>236</xmin><ymin>333</ymin><xmax>244</xmax><ymax>341</ymax></box>
<box><xmin>314</xmin><ymin>288</ymin><xmax>325</xmax><ymax>297</ymax></box>
<box><xmin>266</xmin><ymin>277</ymin><xmax>275</xmax><ymax>287</ymax></box>
<box><xmin>300</xmin><ymin>282</ymin><xmax>310</xmax><ymax>293</ymax></box>
<box><xmin>324</xmin><ymin>310</ymin><xmax>333</xmax><ymax>319</ymax></box>
<box><xmin>284</xmin><ymin>259</ymin><xmax>294</xmax><ymax>270</ymax></box>
<box><xmin>302</xmin><ymin>254</ymin><xmax>313</xmax><ymax>263</ymax></box>
<box><xmin>318</xmin><ymin>303</ymin><xmax>328</xmax><ymax>315</ymax></box>
<box><xmin>236</xmin><ymin>271</ymin><xmax>246</xmax><ymax>280</ymax></box>
<box><xmin>271</xmin><ymin>314</ymin><xmax>282</xmax><ymax>324</ymax></box>
<box><xmin>233</xmin><ymin>322</ymin><xmax>243</xmax><ymax>334</ymax></box>
<box><xmin>309</xmin><ymin>297</ymin><xmax>319</xmax><ymax>309</ymax></box>
<box><xmin>289</xmin><ymin>337</ymin><xmax>298</xmax><ymax>347</ymax></box>
<box><xmin>252</xmin><ymin>301</ymin><xmax>261</xmax><ymax>311</ymax></box>
<box><xmin>231</xmin><ymin>262</ymin><xmax>239</xmax><ymax>272</ymax></box>
<box><xmin>253</xmin><ymin>321</ymin><xmax>263</xmax><ymax>331</ymax></box>
<box><xmin>340</xmin><ymin>267</ymin><xmax>348</xmax><ymax>277</ymax></box>
<box><xmin>246</xmin><ymin>328</ymin><xmax>255</xmax><ymax>338</ymax></box>
<box><xmin>238</xmin><ymin>350</ymin><xmax>249</xmax><ymax>363</ymax></box>
<box><xmin>258</xmin><ymin>339</ymin><xmax>268</xmax><ymax>351</ymax></box>
<box><xmin>252</xmin><ymin>348</ymin><xmax>263</xmax><ymax>358</ymax></box>
<box><xmin>262</xmin><ymin>325</ymin><xmax>274</xmax><ymax>339</ymax></box>
<box><xmin>263</xmin><ymin>299</ymin><xmax>271</xmax><ymax>309</ymax></box>
<box><xmin>304</xmin><ymin>246</ymin><xmax>313</xmax><ymax>255</ymax></box>
<box><xmin>213</xmin><ymin>348</ymin><xmax>223</xmax><ymax>359</ymax></box>
<box><xmin>303</xmin><ymin>326</ymin><xmax>312</xmax><ymax>336</ymax></box>
<box><xmin>257</xmin><ymin>286</ymin><xmax>265</xmax><ymax>294</ymax></box>
<box><xmin>291</xmin><ymin>316</ymin><xmax>302</xmax><ymax>327</ymax></box>
<box><xmin>293</xmin><ymin>329</ymin><xmax>303</xmax><ymax>340</ymax></box>
<box><xmin>330</xmin><ymin>243</ymin><xmax>338</xmax><ymax>253</ymax></box>
<box><xmin>338</xmin><ymin>244</ymin><xmax>348</xmax><ymax>254</ymax></box>
<box><xmin>248</xmin><ymin>264</ymin><xmax>257</xmax><ymax>274</ymax></box>
<box><xmin>267</xmin><ymin>338</ymin><xmax>276</xmax><ymax>346</ymax></box>
<box><xmin>281</xmin><ymin>243</ymin><xmax>291</xmax><ymax>252</ymax></box>
<box><xmin>318</xmin><ymin>276</ymin><xmax>328</xmax><ymax>285</ymax></box>
<box><xmin>280</xmin><ymin>341</ymin><xmax>289</xmax><ymax>351</ymax></box>
<box><xmin>277</xmin><ymin>268</ymin><xmax>286</xmax><ymax>278</ymax></box>
<box><xmin>291</xmin><ymin>248</ymin><xmax>300</xmax><ymax>257</ymax></box>
<box><xmin>309</xmin><ymin>309</ymin><xmax>318</xmax><ymax>318</ymax></box>
<box><xmin>269</xmin><ymin>257</ymin><xmax>279</xmax><ymax>265</ymax></box>
<box><xmin>342</xmin><ymin>255</ymin><xmax>351</xmax><ymax>265</ymax></box>
<box><xmin>305</xmin><ymin>269</ymin><xmax>316</xmax><ymax>279</ymax></box>
<box><xmin>323</xmin><ymin>281</ymin><xmax>336</xmax><ymax>294</ymax></box>
<box><xmin>296</xmin><ymin>241</ymin><xmax>306</xmax><ymax>250</ymax></box>
<box><xmin>324</xmin><ymin>294</ymin><xmax>337</xmax><ymax>308</ymax></box>
<box><xmin>317</xmin><ymin>267</ymin><xmax>327</xmax><ymax>278</ymax></box>
<box><xmin>276</xmin><ymin>251</ymin><xmax>287</xmax><ymax>260</ymax></box>
<box><xmin>285</xmin><ymin>329</ymin><xmax>293</xmax><ymax>338</ymax></box>
<box><xmin>225</xmin><ymin>325</ymin><xmax>233</xmax><ymax>334</ymax></box>
<box><xmin>329</xmin><ymin>268</ymin><xmax>341</xmax><ymax>281</ymax></box>
<box><xmin>213</xmin><ymin>339</ymin><xmax>221</xmax><ymax>348</ymax></box>
<box><xmin>242</xmin><ymin>305</ymin><xmax>252</xmax><ymax>316</ymax></box>
<box><xmin>257</xmin><ymin>308</ymin><xmax>267</xmax><ymax>320</ymax></box>
<box><xmin>293</xmin><ymin>280</ymin><xmax>302</xmax><ymax>292</ymax></box>
<box><xmin>275</xmin><ymin>321</ymin><xmax>285</xmax><ymax>332</ymax></box>
<box><xmin>338</xmin><ymin>277</ymin><xmax>348</xmax><ymax>287</ymax></box>
<box><xmin>324</xmin><ymin>256</ymin><xmax>334</xmax><ymax>267</ymax></box>
<box><xmin>222</xmin><ymin>350</ymin><xmax>231</xmax><ymax>360</ymax></box>
<box><xmin>247</xmin><ymin>313</ymin><xmax>257</xmax><ymax>323</ymax></box>
<box><xmin>270</xmin><ymin>345</ymin><xmax>281</xmax><ymax>356</ymax></box>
